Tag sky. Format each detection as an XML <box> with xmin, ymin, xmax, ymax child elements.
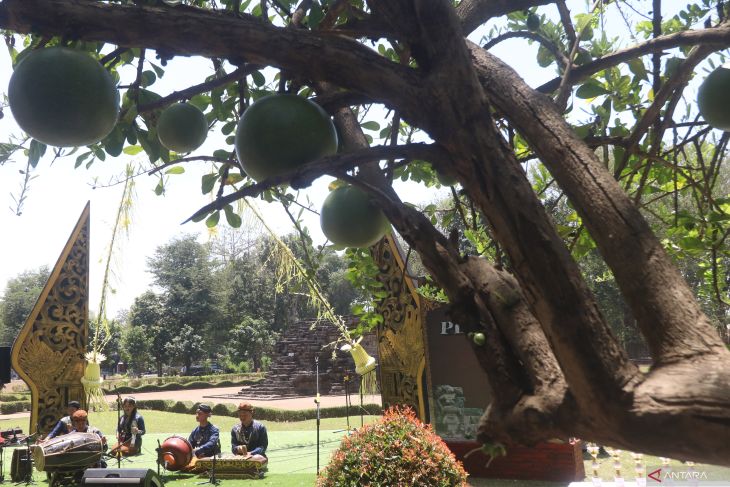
<box><xmin>0</xmin><ymin>1</ymin><xmax>703</xmax><ymax>318</ymax></box>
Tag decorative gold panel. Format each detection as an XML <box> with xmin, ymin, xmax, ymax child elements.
<box><xmin>11</xmin><ymin>203</ymin><xmax>89</xmax><ymax>435</ymax></box>
<box><xmin>372</xmin><ymin>234</ymin><xmax>427</xmax><ymax>421</ymax></box>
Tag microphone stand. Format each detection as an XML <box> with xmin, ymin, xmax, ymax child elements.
<box><xmin>315</xmin><ymin>356</ymin><xmax>320</xmax><ymax>476</ymax></box>
<box><xmin>196</xmin><ymin>440</ymin><xmax>220</xmax><ymax>486</ymax></box>
<box><xmin>114</xmin><ymin>387</ymin><xmax>122</xmax><ymax>468</ymax></box>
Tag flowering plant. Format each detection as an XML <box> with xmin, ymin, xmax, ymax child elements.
<box><xmin>318</xmin><ymin>405</ymin><xmax>468</xmax><ymax>487</ymax></box>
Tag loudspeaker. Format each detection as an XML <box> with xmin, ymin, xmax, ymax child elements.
<box><xmin>0</xmin><ymin>346</ymin><xmax>11</xmax><ymax>384</ymax></box>
<box><xmin>81</xmin><ymin>468</ymin><xmax>163</xmax><ymax>486</ymax></box>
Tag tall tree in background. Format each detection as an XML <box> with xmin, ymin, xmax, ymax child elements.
<box><xmin>1</xmin><ymin>0</ymin><xmax>730</xmax><ymax>463</ymax></box>
<box><xmin>0</xmin><ymin>267</ymin><xmax>49</xmax><ymax>346</ymax></box>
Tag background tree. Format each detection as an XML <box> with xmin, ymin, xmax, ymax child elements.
<box><xmin>0</xmin><ymin>267</ymin><xmax>49</xmax><ymax>346</ymax></box>
<box><xmin>228</xmin><ymin>316</ymin><xmax>277</xmax><ymax>371</ymax></box>
<box><xmin>165</xmin><ymin>324</ymin><xmax>205</xmax><ymax>374</ymax></box>
<box><xmin>120</xmin><ymin>323</ymin><xmax>151</xmax><ymax>375</ymax></box>
<box><xmin>1</xmin><ymin>0</ymin><xmax>729</xmax><ymax>464</ymax></box>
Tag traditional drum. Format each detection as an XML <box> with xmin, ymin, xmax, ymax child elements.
<box><xmin>193</xmin><ymin>454</ymin><xmax>268</xmax><ymax>479</ymax></box>
<box><xmin>158</xmin><ymin>435</ymin><xmax>193</xmax><ymax>471</ymax></box>
<box><xmin>10</xmin><ymin>448</ymin><xmax>33</xmax><ymax>482</ymax></box>
<box><xmin>32</xmin><ymin>432</ymin><xmax>103</xmax><ymax>472</ymax></box>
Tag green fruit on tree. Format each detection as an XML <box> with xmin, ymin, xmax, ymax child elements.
<box><xmin>8</xmin><ymin>47</ymin><xmax>119</xmax><ymax>147</ymax></box>
<box><xmin>320</xmin><ymin>185</ymin><xmax>390</xmax><ymax>248</ymax></box>
<box><xmin>698</xmin><ymin>65</ymin><xmax>730</xmax><ymax>132</ymax></box>
<box><xmin>526</xmin><ymin>13</ymin><xmax>540</xmax><ymax>32</ymax></box>
<box><xmin>235</xmin><ymin>94</ymin><xmax>338</xmax><ymax>182</ymax></box>
<box><xmin>473</xmin><ymin>332</ymin><xmax>486</xmax><ymax>346</ymax></box>
<box><xmin>436</xmin><ymin>171</ymin><xmax>457</xmax><ymax>187</ymax></box>
<box><xmin>157</xmin><ymin>102</ymin><xmax>208</xmax><ymax>153</ymax></box>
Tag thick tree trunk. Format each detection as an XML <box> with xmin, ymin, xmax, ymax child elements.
<box><xmin>2</xmin><ymin>0</ymin><xmax>730</xmax><ymax>465</ymax></box>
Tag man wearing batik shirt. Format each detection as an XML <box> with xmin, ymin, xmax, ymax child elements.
<box><xmin>231</xmin><ymin>402</ymin><xmax>268</xmax><ymax>464</ymax></box>
<box><xmin>188</xmin><ymin>404</ymin><xmax>220</xmax><ymax>458</ymax></box>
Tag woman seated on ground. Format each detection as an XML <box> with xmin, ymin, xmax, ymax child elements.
<box><xmin>110</xmin><ymin>396</ymin><xmax>146</xmax><ymax>456</ymax></box>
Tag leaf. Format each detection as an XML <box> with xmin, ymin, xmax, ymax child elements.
<box><xmin>154</xmin><ymin>178</ymin><xmax>165</xmax><ymax>196</ymax></box>
<box><xmin>28</xmin><ymin>139</ymin><xmax>46</xmax><ymax>168</ymax></box>
<box><xmin>361</xmin><ymin>121</ymin><xmax>380</xmax><ymax>131</ymax></box>
<box><xmin>123</xmin><ymin>145</ymin><xmax>144</xmax><ymax>155</ymax></box>
<box><xmin>165</xmin><ymin>166</ymin><xmax>185</xmax><ymax>175</ymax></box>
<box><xmin>628</xmin><ymin>58</ymin><xmax>648</xmax><ymax>81</ymax></box>
<box><xmin>251</xmin><ymin>71</ymin><xmax>266</xmax><ymax>87</ymax></box>
<box><xmin>224</xmin><ymin>205</ymin><xmax>242</xmax><ymax>228</ymax></box>
<box><xmin>205</xmin><ymin>211</ymin><xmax>220</xmax><ymax>228</ymax></box>
<box><xmin>576</xmin><ymin>80</ymin><xmax>610</xmax><ymax>99</ymax></box>
<box><xmin>202</xmin><ymin>173</ymin><xmax>218</xmax><ymax>194</ymax></box>
<box><xmin>75</xmin><ymin>151</ymin><xmax>92</xmax><ymax>169</ymax></box>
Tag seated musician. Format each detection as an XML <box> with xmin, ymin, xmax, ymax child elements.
<box><xmin>188</xmin><ymin>404</ymin><xmax>220</xmax><ymax>459</ymax></box>
<box><xmin>70</xmin><ymin>409</ymin><xmax>108</xmax><ymax>468</ymax></box>
<box><xmin>45</xmin><ymin>400</ymin><xmax>81</xmax><ymax>440</ymax></box>
<box><xmin>231</xmin><ymin>402</ymin><xmax>268</xmax><ymax>465</ymax></box>
<box><xmin>111</xmin><ymin>396</ymin><xmax>145</xmax><ymax>456</ymax></box>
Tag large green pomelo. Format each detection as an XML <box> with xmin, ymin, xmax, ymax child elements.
<box><xmin>8</xmin><ymin>47</ymin><xmax>119</xmax><ymax>147</ymax></box>
<box><xmin>157</xmin><ymin>102</ymin><xmax>208</xmax><ymax>152</ymax></box>
<box><xmin>698</xmin><ymin>65</ymin><xmax>730</xmax><ymax>132</ymax></box>
<box><xmin>320</xmin><ymin>185</ymin><xmax>390</xmax><ymax>248</ymax></box>
<box><xmin>235</xmin><ymin>94</ymin><xmax>338</xmax><ymax>181</ymax></box>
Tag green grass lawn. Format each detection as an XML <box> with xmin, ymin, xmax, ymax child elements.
<box><xmin>2</xmin><ymin>411</ymin><xmax>729</xmax><ymax>486</ymax></box>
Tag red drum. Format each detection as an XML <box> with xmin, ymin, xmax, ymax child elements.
<box><xmin>32</xmin><ymin>432</ymin><xmax>103</xmax><ymax>472</ymax></box>
<box><xmin>158</xmin><ymin>435</ymin><xmax>193</xmax><ymax>471</ymax></box>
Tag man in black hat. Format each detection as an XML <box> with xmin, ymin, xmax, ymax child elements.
<box><xmin>188</xmin><ymin>404</ymin><xmax>220</xmax><ymax>458</ymax></box>
<box><xmin>45</xmin><ymin>400</ymin><xmax>81</xmax><ymax>440</ymax></box>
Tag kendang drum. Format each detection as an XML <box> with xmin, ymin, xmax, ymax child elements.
<box><xmin>158</xmin><ymin>435</ymin><xmax>193</xmax><ymax>471</ymax></box>
<box><xmin>32</xmin><ymin>432</ymin><xmax>103</xmax><ymax>472</ymax></box>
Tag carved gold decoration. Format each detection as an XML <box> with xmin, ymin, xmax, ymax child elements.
<box><xmin>11</xmin><ymin>203</ymin><xmax>90</xmax><ymax>435</ymax></box>
<box><xmin>372</xmin><ymin>234</ymin><xmax>427</xmax><ymax>421</ymax></box>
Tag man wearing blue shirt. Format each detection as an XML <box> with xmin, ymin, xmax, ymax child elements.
<box><xmin>45</xmin><ymin>400</ymin><xmax>80</xmax><ymax>440</ymax></box>
<box><xmin>231</xmin><ymin>402</ymin><xmax>268</xmax><ymax>465</ymax></box>
<box><xmin>188</xmin><ymin>404</ymin><xmax>220</xmax><ymax>458</ymax></box>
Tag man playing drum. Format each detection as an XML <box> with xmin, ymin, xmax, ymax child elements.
<box><xmin>230</xmin><ymin>402</ymin><xmax>268</xmax><ymax>465</ymax></box>
<box><xmin>45</xmin><ymin>400</ymin><xmax>80</xmax><ymax>440</ymax></box>
<box><xmin>69</xmin><ymin>409</ymin><xmax>107</xmax><ymax>468</ymax></box>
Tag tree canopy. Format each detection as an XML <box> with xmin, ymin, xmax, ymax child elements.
<box><xmin>1</xmin><ymin>0</ymin><xmax>729</xmax><ymax>464</ymax></box>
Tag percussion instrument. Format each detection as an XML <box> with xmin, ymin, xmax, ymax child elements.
<box><xmin>32</xmin><ymin>432</ymin><xmax>103</xmax><ymax>472</ymax></box>
<box><xmin>10</xmin><ymin>447</ymin><xmax>32</xmax><ymax>482</ymax></box>
<box><xmin>192</xmin><ymin>454</ymin><xmax>268</xmax><ymax>479</ymax></box>
<box><xmin>157</xmin><ymin>435</ymin><xmax>193</xmax><ymax>471</ymax></box>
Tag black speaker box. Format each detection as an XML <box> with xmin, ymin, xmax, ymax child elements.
<box><xmin>81</xmin><ymin>468</ymin><xmax>163</xmax><ymax>486</ymax></box>
<box><xmin>0</xmin><ymin>346</ymin><xmax>11</xmax><ymax>384</ymax></box>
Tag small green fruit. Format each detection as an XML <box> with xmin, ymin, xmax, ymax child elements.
<box><xmin>235</xmin><ymin>94</ymin><xmax>338</xmax><ymax>182</ymax></box>
<box><xmin>8</xmin><ymin>47</ymin><xmax>119</xmax><ymax>147</ymax></box>
<box><xmin>157</xmin><ymin>102</ymin><xmax>208</xmax><ymax>153</ymax></box>
<box><xmin>473</xmin><ymin>332</ymin><xmax>486</xmax><ymax>346</ymax></box>
<box><xmin>436</xmin><ymin>171</ymin><xmax>457</xmax><ymax>187</ymax></box>
<box><xmin>698</xmin><ymin>65</ymin><xmax>730</xmax><ymax>132</ymax></box>
<box><xmin>526</xmin><ymin>13</ymin><xmax>540</xmax><ymax>32</ymax></box>
<box><xmin>320</xmin><ymin>185</ymin><xmax>390</xmax><ymax>248</ymax></box>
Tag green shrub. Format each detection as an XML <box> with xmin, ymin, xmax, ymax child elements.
<box><xmin>133</xmin><ymin>399</ymin><xmax>381</xmax><ymax>422</ymax></box>
<box><xmin>0</xmin><ymin>400</ymin><xmax>30</xmax><ymax>414</ymax></box>
<box><xmin>318</xmin><ymin>406</ymin><xmax>467</xmax><ymax>487</ymax></box>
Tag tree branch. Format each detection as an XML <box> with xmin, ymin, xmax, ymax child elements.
<box><xmin>483</xmin><ymin>30</ymin><xmax>568</xmax><ymax>71</ymax></box>
<box><xmin>537</xmin><ymin>23</ymin><xmax>730</xmax><ymax>93</ymax></box>
<box><xmin>182</xmin><ymin>143</ymin><xmax>447</xmax><ymax>223</ymax></box>
<box><xmin>456</xmin><ymin>0</ymin><xmax>555</xmax><ymax>36</ymax></box>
